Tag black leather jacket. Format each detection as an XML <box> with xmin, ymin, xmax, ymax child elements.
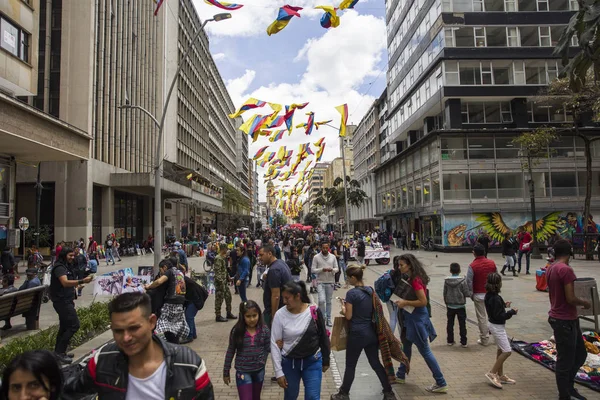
<box><xmin>64</xmin><ymin>335</ymin><xmax>214</xmax><ymax>400</ymax></box>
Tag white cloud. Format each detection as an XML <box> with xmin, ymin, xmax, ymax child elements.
<box><xmin>212</xmin><ymin>52</ymin><xmax>226</xmax><ymax>60</ymax></box>
<box><xmin>192</xmin><ymin>0</ymin><xmax>370</xmax><ymax>37</ymax></box>
<box><xmin>221</xmin><ymin>11</ymin><xmax>387</xmax><ymax>201</ymax></box>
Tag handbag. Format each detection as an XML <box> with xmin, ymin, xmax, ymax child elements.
<box><xmin>330</xmin><ymin>316</ymin><xmax>349</xmax><ymax>351</ymax></box>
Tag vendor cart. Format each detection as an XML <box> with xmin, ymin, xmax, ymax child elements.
<box><xmin>350</xmin><ymin>246</ymin><xmax>391</xmax><ymax>265</ymax></box>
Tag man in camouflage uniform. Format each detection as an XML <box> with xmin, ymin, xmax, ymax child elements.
<box><xmin>214</xmin><ymin>246</ymin><xmax>236</xmax><ymax>322</ymax></box>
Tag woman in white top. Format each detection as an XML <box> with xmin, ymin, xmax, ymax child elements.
<box><xmin>270</xmin><ymin>281</ymin><xmax>330</xmax><ymax>400</ymax></box>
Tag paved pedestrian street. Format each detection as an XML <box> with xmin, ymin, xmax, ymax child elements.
<box><xmin>186</xmin><ymin>249</ymin><xmax>598</xmax><ymax>400</ymax></box>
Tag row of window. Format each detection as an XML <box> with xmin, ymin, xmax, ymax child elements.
<box><xmin>377</xmin><ymin>169</ymin><xmax>599</xmax><ymax>212</ymax></box>
<box><xmin>444</xmin><ymin>25</ymin><xmax>577</xmax><ymax>49</ymax></box>
<box><xmin>441</xmin><ymin>0</ymin><xmax>578</xmax><ymax>12</ymax></box>
<box><xmin>0</xmin><ymin>16</ymin><xmax>30</xmax><ymax>62</ymax></box>
<box><xmin>444</xmin><ymin>59</ymin><xmax>561</xmax><ymax>86</ymax></box>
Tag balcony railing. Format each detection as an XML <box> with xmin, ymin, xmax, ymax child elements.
<box><xmin>0</xmin><ymin>203</ymin><xmax>8</xmax><ymax>218</ymax></box>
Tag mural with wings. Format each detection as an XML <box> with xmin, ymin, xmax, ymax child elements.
<box><xmin>443</xmin><ymin>211</ymin><xmax>598</xmax><ymax>247</ymax></box>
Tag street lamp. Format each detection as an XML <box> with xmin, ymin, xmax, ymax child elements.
<box><xmin>119</xmin><ymin>13</ymin><xmax>231</xmax><ymax>272</ymax></box>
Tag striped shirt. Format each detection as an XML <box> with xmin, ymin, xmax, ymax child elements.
<box><xmin>223</xmin><ymin>325</ymin><xmax>271</xmax><ymax>376</ymax></box>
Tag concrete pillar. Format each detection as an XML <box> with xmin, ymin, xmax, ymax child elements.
<box><xmin>64</xmin><ymin>160</ymin><xmax>93</xmax><ymax>242</ymax></box>
<box><xmin>142</xmin><ymin>196</ymin><xmax>152</xmax><ymax>239</ymax></box>
<box><xmin>101</xmin><ymin>186</ymin><xmax>114</xmax><ymax>240</ymax></box>
<box><xmin>53</xmin><ymin>162</ymin><xmax>68</xmax><ymax>242</ymax></box>
<box><xmin>445</xmin><ymin>99</ymin><xmax>462</xmax><ymax>129</ymax></box>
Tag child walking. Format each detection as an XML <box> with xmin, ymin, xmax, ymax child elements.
<box><xmin>224</xmin><ymin>301</ymin><xmax>271</xmax><ymax>399</ymax></box>
<box><xmin>443</xmin><ymin>263</ymin><xmax>471</xmax><ymax>347</ymax></box>
<box><xmin>484</xmin><ymin>272</ymin><xmax>518</xmax><ymax>389</ymax></box>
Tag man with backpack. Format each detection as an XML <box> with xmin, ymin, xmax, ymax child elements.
<box><xmin>104</xmin><ymin>235</ymin><xmax>115</xmax><ymax>266</ymax></box>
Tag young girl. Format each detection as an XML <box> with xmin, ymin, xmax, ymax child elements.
<box><xmin>224</xmin><ymin>301</ymin><xmax>271</xmax><ymax>400</ymax></box>
<box><xmin>484</xmin><ymin>272</ymin><xmax>518</xmax><ymax>389</ymax></box>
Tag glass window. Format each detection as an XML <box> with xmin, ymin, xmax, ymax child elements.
<box><xmin>537</xmin><ymin>0</ymin><xmax>549</xmax><ymax>11</ymax></box>
<box><xmin>487</xmin><ymin>27</ymin><xmax>507</xmax><ymax>46</ymax></box>
<box><xmin>520</xmin><ymin>26</ymin><xmax>539</xmax><ymax>46</ymax></box>
<box><xmin>551</xmin><ymin>172</ymin><xmax>577</xmax><ymax>197</ymax></box>
<box><xmin>505</xmin><ymin>0</ymin><xmax>517</xmax><ymax>11</ymax></box>
<box><xmin>481</xmin><ymin>62</ymin><xmax>493</xmax><ymax>84</ymax></box>
<box><xmin>497</xmin><ymin>173</ymin><xmax>524</xmax><ymax>198</ymax></box>
<box><xmin>1</xmin><ymin>17</ymin><xmax>29</xmax><ymax>62</ymax></box>
<box><xmin>473</xmin><ymin>0</ymin><xmax>485</xmax><ymax>11</ymax></box>
<box><xmin>422</xmin><ymin>145</ymin><xmax>430</xmax><ymax>167</ymax></box>
<box><xmin>415</xmin><ymin>181</ymin><xmax>423</xmax><ymax>205</ymax></box>
<box><xmin>547</xmin><ymin>61</ymin><xmax>558</xmax><ymax>81</ymax></box>
<box><xmin>519</xmin><ymin>0</ymin><xmax>537</xmax><ymax>11</ymax></box>
<box><xmin>455</xmin><ymin>27</ymin><xmax>475</xmax><ymax>47</ymax></box>
<box><xmin>526</xmin><ymin>60</ymin><xmax>547</xmax><ymax>84</ymax></box>
<box><xmin>500</xmin><ymin>102</ymin><xmax>513</xmax><ymax>122</ymax></box>
<box><xmin>513</xmin><ymin>61</ymin><xmax>526</xmax><ymax>84</ymax></box>
<box><xmin>445</xmin><ymin>61</ymin><xmax>460</xmax><ymax>85</ymax></box>
<box><xmin>414</xmin><ymin>151</ymin><xmax>421</xmax><ymax>171</ymax></box>
<box><xmin>432</xmin><ymin>177</ymin><xmax>441</xmax><ymax>201</ymax></box>
<box><xmin>475</xmin><ymin>27</ymin><xmax>487</xmax><ymax>47</ymax></box>
<box><xmin>539</xmin><ymin>26</ymin><xmax>551</xmax><ymax>46</ymax></box>
<box><xmin>550</xmin><ymin>26</ymin><xmax>565</xmax><ymax>47</ymax></box>
<box><xmin>493</xmin><ymin>60</ymin><xmax>513</xmax><ymax>84</ymax></box>
<box><xmin>423</xmin><ymin>178</ymin><xmax>431</xmax><ymax>204</ymax></box>
<box><xmin>407</xmin><ymin>155</ymin><xmax>413</xmax><ymax>174</ymax></box>
<box><xmin>407</xmin><ymin>184</ymin><xmax>414</xmax><ymax>206</ymax></box>
<box><xmin>460</xmin><ymin>61</ymin><xmax>482</xmax><ymax>85</ymax></box>
<box><xmin>495</xmin><ymin>136</ymin><xmax>518</xmax><ymax>158</ymax></box>
<box><xmin>0</xmin><ymin>167</ymin><xmax>8</xmax><ymax>203</ymax></box>
<box><xmin>454</xmin><ymin>0</ymin><xmax>473</xmax><ymax>12</ymax></box>
<box><xmin>430</xmin><ymin>141</ymin><xmax>439</xmax><ymax>163</ymax></box>
<box><xmin>485</xmin><ymin>0</ymin><xmax>504</xmax><ymax>11</ymax></box>
<box><xmin>441</xmin><ymin>136</ymin><xmax>467</xmax><ymax>160</ymax></box>
<box><xmin>445</xmin><ymin>28</ymin><xmax>456</xmax><ymax>47</ymax></box>
<box><xmin>469</xmin><ymin>137</ymin><xmax>495</xmax><ymax>159</ymax></box>
<box><xmin>468</xmin><ymin>103</ymin><xmax>485</xmax><ymax>123</ymax></box>
<box><xmin>485</xmin><ymin>102</ymin><xmax>501</xmax><ymax>123</ymax></box>
<box><xmin>507</xmin><ymin>27</ymin><xmax>519</xmax><ymax>46</ymax></box>
<box><xmin>570</xmin><ymin>0</ymin><xmax>579</xmax><ymax>10</ymax></box>
<box><xmin>470</xmin><ymin>173</ymin><xmax>497</xmax><ymax>199</ymax></box>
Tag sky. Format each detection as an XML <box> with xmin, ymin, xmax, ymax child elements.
<box><xmin>191</xmin><ymin>0</ymin><xmax>388</xmax><ymax>202</ymax></box>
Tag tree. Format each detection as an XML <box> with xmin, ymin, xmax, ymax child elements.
<box><xmin>271</xmin><ymin>212</ymin><xmax>286</xmax><ymax>228</ymax></box>
<box><xmin>513</xmin><ymin>128</ymin><xmax>558</xmax><ymax>258</ymax></box>
<box><xmin>554</xmin><ymin>0</ymin><xmax>600</xmax><ymax>92</ymax></box>
<box><xmin>554</xmin><ymin>0</ymin><xmax>600</xmax><ymax>258</ymax></box>
<box><xmin>304</xmin><ymin>212</ymin><xmax>320</xmax><ymax>227</ymax></box>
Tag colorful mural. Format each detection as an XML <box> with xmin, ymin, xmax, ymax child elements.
<box><xmin>443</xmin><ymin>211</ymin><xmax>600</xmax><ymax>247</ymax></box>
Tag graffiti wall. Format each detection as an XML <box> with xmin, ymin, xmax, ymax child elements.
<box><xmin>443</xmin><ymin>211</ymin><xmax>600</xmax><ymax>247</ymax></box>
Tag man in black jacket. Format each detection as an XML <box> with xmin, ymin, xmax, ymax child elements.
<box><xmin>64</xmin><ymin>292</ymin><xmax>214</xmax><ymax>400</ymax></box>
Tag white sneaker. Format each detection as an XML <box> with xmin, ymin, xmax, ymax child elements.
<box><xmin>477</xmin><ymin>339</ymin><xmax>489</xmax><ymax>346</ymax></box>
<box><xmin>461</xmin><ymin>344</ymin><xmax>468</xmax><ymax>348</ymax></box>
<box><xmin>447</xmin><ymin>342</ymin><xmax>454</xmax><ymax>346</ymax></box>
<box><xmin>499</xmin><ymin>375</ymin><xmax>516</xmax><ymax>385</ymax></box>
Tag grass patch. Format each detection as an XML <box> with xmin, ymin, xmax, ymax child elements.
<box><xmin>0</xmin><ymin>301</ymin><xmax>110</xmax><ymax>373</ymax></box>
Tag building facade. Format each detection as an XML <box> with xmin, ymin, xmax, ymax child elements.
<box><xmin>13</xmin><ymin>0</ymin><xmax>247</xmax><ymax>245</ymax></box>
<box><xmin>0</xmin><ymin>0</ymin><xmax>91</xmax><ymax>252</ymax></box>
<box><xmin>351</xmin><ymin>90</ymin><xmax>386</xmax><ymax>231</ymax></box>
<box><xmin>378</xmin><ymin>0</ymin><xmax>600</xmax><ymax>248</ymax></box>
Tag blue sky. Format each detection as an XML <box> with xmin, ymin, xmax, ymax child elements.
<box><xmin>191</xmin><ymin>0</ymin><xmax>388</xmax><ymax>200</ymax></box>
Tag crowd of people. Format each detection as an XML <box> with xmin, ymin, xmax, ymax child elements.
<box><xmin>0</xmin><ymin>226</ymin><xmax>594</xmax><ymax>400</ymax></box>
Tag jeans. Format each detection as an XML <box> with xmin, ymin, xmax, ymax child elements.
<box><xmin>185</xmin><ymin>302</ymin><xmax>198</xmax><ymax>339</ymax></box>
<box><xmin>335</xmin><ymin>259</ymin><xmax>346</xmax><ymax>284</ymax></box>
<box><xmin>549</xmin><ymin>317</ymin><xmax>587</xmax><ymax>399</ymax></box>
<box><xmin>52</xmin><ymin>301</ymin><xmax>80</xmax><ymax>354</ymax></box>
<box><xmin>318</xmin><ymin>283</ymin><xmax>334</xmax><ymax>322</ymax></box>
<box><xmin>446</xmin><ymin>307</ymin><xmax>467</xmax><ymax>345</ymax></box>
<box><xmin>386</xmin><ymin>301</ymin><xmax>401</xmax><ymax>337</ymax></box>
<box><xmin>339</xmin><ymin>333</ymin><xmax>392</xmax><ymax>394</ymax></box>
<box><xmin>105</xmin><ymin>249</ymin><xmax>115</xmax><ymax>265</ymax></box>
<box><xmin>281</xmin><ymin>352</ymin><xmax>322</xmax><ymax>400</ymax></box>
<box><xmin>112</xmin><ymin>247</ymin><xmax>122</xmax><ymax>261</ymax></box>
<box><xmin>236</xmin><ymin>368</ymin><xmax>265</xmax><ymax>400</ymax></box>
<box><xmin>518</xmin><ymin>250</ymin><xmax>531</xmax><ymax>273</ymax></box>
<box><xmin>501</xmin><ymin>255</ymin><xmax>516</xmax><ymax>274</ymax></box>
<box><xmin>238</xmin><ymin>279</ymin><xmax>248</xmax><ymax>302</ymax></box>
<box><xmin>397</xmin><ymin>337</ymin><xmax>446</xmax><ymax>386</ymax></box>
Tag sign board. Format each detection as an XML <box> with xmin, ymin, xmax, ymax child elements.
<box><xmin>18</xmin><ymin>217</ymin><xmax>29</xmax><ymax>231</ymax></box>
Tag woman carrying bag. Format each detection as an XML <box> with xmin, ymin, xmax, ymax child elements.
<box><xmin>331</xmin><ymin>265</ymin><xmax>400</xmax><ymax>400</ymax></box>
<box><xmin>270</xmin><ymin>281</ymin><xmax>330</xmax><ymax>400</ymax></box>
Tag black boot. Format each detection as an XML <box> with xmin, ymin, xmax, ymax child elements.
<box><xmin>226</xmin><ymin>312</ymin><xmax>237</xmax><ymax>320</ymax></box>
<box><xmin>216</xmin><ymin>315</ymin><xmax>228</xmax><ymax>322</ymax></box>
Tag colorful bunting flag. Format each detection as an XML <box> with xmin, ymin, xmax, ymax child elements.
<box><xmin>204</xmin><ymin>0</ymin><xmax>244</xmax><ymax>10</ymax></box>
<box><xmin>253</xmin><ymin>146</ymin><xmax>269</xmax><ymax>160</ymax></box>
<box><xmin>339</xmin><ymin>0</ymin><xmax>359</xmax><ymax>10</ymax></box>
<box><xmin>229</xmin><ymin>98</ymin><xmax>267</xmax><ymax>119</ymax></box>
<box><xmin>269</xmin><ymin>130</ymin><xmax>286</xmax><ymax>142</ymax></box>
<box><xmin>335</xmin><ymin>103</ymin><xmax>349</xmax><ymax>137</ymax></box>
<box><xmin>316</xmin><ymin>5</ymin><xmax>340</xmax><ymax>29</ymax></box>
<box><xmin>154</xmin><ymin>0</ymin><xmax>166</xmax><ymax>16</ymax></box>
<box><xmin>315</xmin><ymin>119</ymin><xmax>333</xmax><ymax>130</ymax></box>
<box><xmin>267</xmin><ymin>5</ymin><xmax>303</xmax><ymax>36</ymax></box>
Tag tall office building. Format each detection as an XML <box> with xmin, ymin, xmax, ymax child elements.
<box><xmin>351</xmin><ymin>90</ymin><xmax>386</xmax><ymax>231</ymax></box>
<box><xmin>0</xmin><ymin>0</ymin><xmax>91</xmax><ymax>251</ymax></box>
<box><xmin>377</xmin><ymin>0</ymin><xmax>600</xmax><ymax>248</ymax></box>
<box><xmin>13</xmin><ymin>0</ymin><xmax>247</xmax><ymax>244</ymax></box>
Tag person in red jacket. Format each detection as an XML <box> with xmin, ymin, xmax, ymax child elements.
<box><xmin>467</xmin><ymin>244</ymin><xmax>497</xmax><ymax>346</ymax></box>
<box><xmin>517</xmin><ymin>227</ymin><xmax>533</xmax><ymax>275</ymax></box>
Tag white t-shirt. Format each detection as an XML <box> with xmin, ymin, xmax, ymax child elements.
<box><xmin>126</xmin><ymin>361</ymin><xmax>166</xmax><ymax>400</ymax></box>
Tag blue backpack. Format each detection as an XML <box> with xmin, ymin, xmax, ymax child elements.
<box><xmin>374</xmin><ymin>270</ymin><xmax>395</xmax><ymax>303</ymax></box>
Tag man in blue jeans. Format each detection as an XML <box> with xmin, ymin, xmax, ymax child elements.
<box><xmin>312</xmin><ymin>242</ymin><xmax>339</xmax><ymax>327</ymax></box>
<box><xmin>235</xmin><ymin>246</ymin><xmax>250</xmax><ymax>302</ymax></box>
<box><xmin>546</xmin><ymin>239</ymin><xmax>591</xmax><ymax>400</ymax></box>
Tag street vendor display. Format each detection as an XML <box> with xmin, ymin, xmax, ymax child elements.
<box><xmin>512</xmin><ymin>331</ymin><xmax>600</xmax><ymax>392</ymax></box>
<box><xmin>350</xmin><ymin>244</ymin><xmax>390</xmax><ymax>265</ymax></box>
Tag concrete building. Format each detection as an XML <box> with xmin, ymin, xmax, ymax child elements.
<box><xmin>13</xmin><ymin>0</ymin><xmax>247</xmax><ymax>245</ymax></box>
<box><xmin>0</xmin><ymin>0</ymin><xmax>91</xmax><ymax>252</ymax></box>
<box><xmin>351</xmin><ymin>90</ymin><xmax>386</xmax><ymax>231</ymax></box>
<box><xmin>378</xmin><ymin>0</ymin><xmax>600</xmax><ymax>248</ymax></box>
<box><xmin>307</xmin><ymin>162</ymin><xmax>330</xmax><ymax>211</ymax></box>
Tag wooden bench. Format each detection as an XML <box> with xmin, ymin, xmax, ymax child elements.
<box><xmin>0</xmin><ymin>286</ymin><xmax>46</xmax><ymax>330</ymax></box>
